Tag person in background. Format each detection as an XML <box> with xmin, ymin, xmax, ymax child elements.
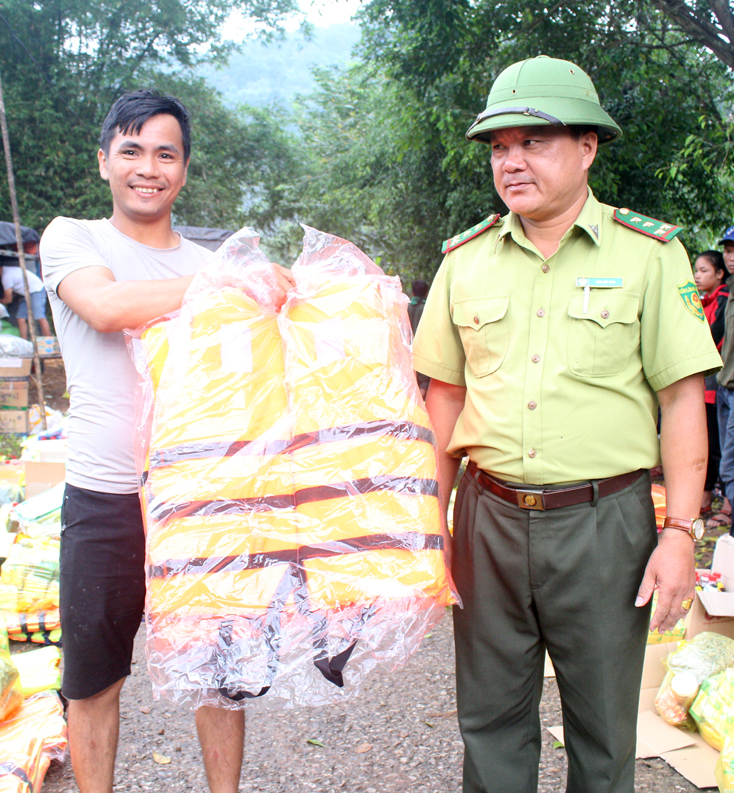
<box><xmin>407</xmin><ymin>279</ymin><xmax>430</xmax><ymax>398</ymax></box>
<box><xmin>696</xmin><ymin>250</ymin><xmax>729</xmax><ymax>517</ymax></box>
<box><xmin>0</xmin><ymin>265</ymin><xmax>52</xmax><ymax>339</ymax></box>
<box><xmin>716</xmin><ymin>225</ymin><xmax>734</xmax><ymax>537</ymax></box>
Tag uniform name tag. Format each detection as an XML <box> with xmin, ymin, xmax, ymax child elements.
<box><xmin>576</xmin><ymin>278</ymin><xmax>623</xmax><ymax>314</ymax></box>
<box><xmin>575</xmin><ymin>277</ymin><xmax>623</xmax><ymax>288</ymax></box>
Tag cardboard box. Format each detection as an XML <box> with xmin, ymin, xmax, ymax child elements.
<box><xmin>0</xmin><ymin>358</ymin><xmax>31</xmax><ymax>377</ymax></box>
<box><xmin>547</xmin><ymin>592</ymin><xmax>734</xmax><ymax>788</ymax></box>
<box><xmin>24</xmin><ymin>460</ymin><xmax>65</xmax><ymax>499</ymax></box>
<box><xmin>31</xmin><ymin>439</ymin><xmax>67</xmax><ymax>462</ymax></box>
<box><xmin>0</xmin><ymin>377</ymin><xmax>28</xmax><ymax>409</ymax></box>
<box><xmin>631</xmin><ymin>642</ymin><xmax>721</xmax><ymax>789</ymax></box>
<box><xmin>631</xmin><ymin>594</ymin><xmax>734</xmax><ymax>787</ymax></box>
<box><xmin>34</xmin><ymin>336</ymin><xmax>59</xmax><ymax>356</ymax></box>
<box><xmin>685</xmin><ymin>590</ymin><xmax>734</xmax><ymax>642</ymax></box>
<box><xmin>0</xmin><ymin>409</ymin><xmax>28</xmax><ymax>435</ymax></box>
<box><xmin>713</xmin><ymin>533</ymin><xmax>734</xmax><ymax>592</ymax></box>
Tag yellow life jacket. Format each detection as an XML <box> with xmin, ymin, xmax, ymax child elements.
<box><xmin>134</xmin><ymin>244</ymin><xmax>455</xmax><ymax>706</ymax></box>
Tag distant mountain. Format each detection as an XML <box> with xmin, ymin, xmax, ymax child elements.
<box><xmin>198</xmin><ymin>23</ymin><xmax>362</xmax><ymax>108</ymax></box>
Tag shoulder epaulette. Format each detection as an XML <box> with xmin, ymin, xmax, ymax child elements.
<box><xmin>613</xmin><ymin>208</ymin><xmax>682</xmax><ymax>242</ymax></box>
<box><xmin>442</xmin><ymin>214</ymin><xmax>501</xmax><ymax>254</ymax></box>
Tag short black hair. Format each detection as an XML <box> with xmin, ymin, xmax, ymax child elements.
<box><xmin>697</xmin><ymin>249</ymin><xmax>726</xmax><ymax>278</ymax></box>
<box><xmin>412</xmin><ymin>279</ymin><xmax>429</xmax><ymax>298</ymax></box>
<box><xmin>569</xmin><ymin>125</ymin><xmax>598</xmax><ymax>140</ymax></box>
<box><xmin>100</xmin><ymin>89</ymin><xmax>191</xmax><ymax>162</ymax></box>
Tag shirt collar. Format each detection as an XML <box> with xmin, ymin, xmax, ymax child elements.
<box><xmin>494</xmin><ymin>188</ymin><xmax>603</xmax><ymax>253</ymax></box>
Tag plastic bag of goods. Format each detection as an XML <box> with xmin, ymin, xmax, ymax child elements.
<box><xmin>0</xmin><ymin>537</ymin><xmax>59</xmax><ymax>612</ymax></box>
<box><xmin>655</xmin><ymin>632</ymin><xmax>734</xmax><ymax>727</ymax></box>
<box><xmin>10</xmin><ymin>482</ymin><xmax>64</xmax><ymax>539</ymax></box>
<box><xmin>128</xmin><ymin>226</ymin><xmax>458</xmax><ymax>710</ymax></box>
<box><xmin>0</xmin><ymin>338</ymin><xmax>33</xmax><ymax>358</ymax></box>
<box><xmin>689</xmin><ymin>666</ymin><xmax>734</xmax><ymax>751</ymax></box>
<box><xmin>0</xmin><ymin>656</ymin><xmax>22</xmax><ymax>720</ymax></box>
<box><xmin>11</xmin><ymin>645</ymin><xmax>61</xmax><ymax>697</ymax></box>
<box><xmin>716</xmin><ymin>732</ymin><xmax>734</xmax><ymax>793</ymax></box>
<box><xmin>654</xmin><ymin>670</ymin><xmax>700</xmax><ymax>728</ymax></box>
<box><xmin>0</xmin><ymin>691</ymin><xmax>67</xmax><ymax>792</ymax></box>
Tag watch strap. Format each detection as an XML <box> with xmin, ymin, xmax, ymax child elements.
<box><xmin>662</xmin><ymin>517</ymin><xmax>700</xmax><ymax>540</ymax></box>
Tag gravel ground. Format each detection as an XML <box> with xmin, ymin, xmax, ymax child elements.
<box><xmin>42</xmin><ymin>615</ymin><xmax>700</xmax><ymax>793</ymax></box>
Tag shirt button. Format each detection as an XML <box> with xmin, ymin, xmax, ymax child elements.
<box><xmin>528</xmin><ymin>449</ymin><xmax>537</xmax><ymax>458</ymax></box>
<box><xmin>528</xmin><ymin>401</ymin><xmax>537</xmax><ymax>410</ymax></box>
<box><xmin>473</xmin><ymin>316</ymin><xmax>480</xmax><ymax>324</ymax></box>
<box><xmin>536</xmin><ymin>308</ymin><xmax>545</xmax><ymax>318</ymax></box>
<box><xmin>541</xmin><ymin>264</ymin><xmax>550</xmax><ymax>273</ymax></box>
<box><xmin>531</xmin><ymin>354</ymin><xmax>540</xmax><ymax>363</ymax></box>
<box><xmin>600</xmin><ymin>309</ymin><xmax>610</xmax><ymax>319</ymax></box>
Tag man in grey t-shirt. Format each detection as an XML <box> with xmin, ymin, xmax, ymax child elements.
<box><xmin>40</xmin><ymin>89</ymin><xmax>294</xmax><ymax>793</ymax></box>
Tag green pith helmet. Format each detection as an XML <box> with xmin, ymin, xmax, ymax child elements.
<box><xmin>466</xmin><ymin>56</ymin><xmax>622</xmax><ymax>145</ymax></box>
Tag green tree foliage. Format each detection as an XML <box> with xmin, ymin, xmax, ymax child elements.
<box><xmin>308</xmin><ymin>0</ymin><xmax>734</xmax><ymax>274</ymax></box>
<box><xmin>291</xmin><ymin>66</ymin><xmax>490</xmax><ymax>278</ymax></box>
<box><xmin>0</xmin><ymin>0</ymin><xmax>299</xmax><ymax>230</ymax></box>
<box><xmin>649</xmin><ymin>0</ymin><xmax>734</xmax><ymax>69</ymax></box>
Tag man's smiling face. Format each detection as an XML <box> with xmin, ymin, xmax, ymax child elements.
<box><xmin>97</xmin><ymin>113</ymin><xmax>188</xmax><ymax>227</ymax></box>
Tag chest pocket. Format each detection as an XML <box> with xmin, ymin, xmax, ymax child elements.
<box><xmin>567</xmin><ymin>291</ymin><xmax>639</xmax><ymax>377</ymax></box>
<box><xmin>453</xmin><ymin>296</ymin><xmax>510</xmax><ymax>378</ymax></box>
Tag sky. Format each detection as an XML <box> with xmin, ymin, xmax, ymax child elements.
<box><xmin>223</xmin><ymin>0</ymin><xmax>363</xmax><ymax>39</ymax></box>
<box><xmin>300</xmin><ymin>0</ymin><xmax>363</xmax><ymax>27</ymax></box>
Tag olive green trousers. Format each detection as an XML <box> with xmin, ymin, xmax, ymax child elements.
<box><xmin>452</xmin><ymin>470</ymin><xmax>657</xmax><ymax>793</ymax></box>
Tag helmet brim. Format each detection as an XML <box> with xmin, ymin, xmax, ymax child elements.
<box><xmin>466</xmin><ymin>97</ymin><xmax>622</xmax><ymax>146</ymax></box>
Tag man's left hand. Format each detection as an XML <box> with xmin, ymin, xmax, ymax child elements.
<box><xmin>272</xmin><ymin>263</ymin><xmax>296</xmax><ymax>307</ymax></box>
<box><xmin>635</xmin><ymin>530</ymin><xmax>695</xmax><ymax>634</ymax></box>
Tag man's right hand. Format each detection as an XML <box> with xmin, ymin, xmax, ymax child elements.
<box><xmin>57</xmin><ymin>266</ymin><xmax>195</xmax><ymax>333</ymax></box>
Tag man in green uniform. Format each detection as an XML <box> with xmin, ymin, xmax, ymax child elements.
<box><xmin>414</xmin><ymin>56</ymin><xmax>721</xmax><ymax>793</ymax></box>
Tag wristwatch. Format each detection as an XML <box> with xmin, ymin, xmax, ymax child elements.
<box><xmin>663</xmin><ymin>517</ymin><xmax>705</xmax><ymax>541</ymax></box>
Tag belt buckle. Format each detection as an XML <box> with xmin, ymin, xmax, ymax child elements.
<box><xmin>515</xmin><ymin>488</ymin><xmax>545</xmax><ymax>510</ymax></box>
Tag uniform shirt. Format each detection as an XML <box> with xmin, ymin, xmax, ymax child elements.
<box><xmin>414</xmin><ymin>191</ymin><xmax>721</xmax><ymax>485</ymax></box>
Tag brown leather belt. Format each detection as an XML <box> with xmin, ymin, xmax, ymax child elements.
<box><xmin>466</xmin><ymin>462</ymin><xmax>646</xmax><ymax>511</ymax></box>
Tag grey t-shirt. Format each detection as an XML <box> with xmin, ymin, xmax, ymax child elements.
<box><xmin>40</xmin><ymin>217</ymin><xmax>209</xmax><ymax>494</ymax></box>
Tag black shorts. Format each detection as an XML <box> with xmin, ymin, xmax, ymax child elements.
<box><xmin>60</xmin><ymin>483</ymin><xmax>146</xmax><ymax>700</ymax></box>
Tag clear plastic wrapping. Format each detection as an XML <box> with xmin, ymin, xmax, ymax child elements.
<box><xmin>11</xmin><ymin>645</ymin><xmax>61</xmax><ymax>697</ymax></box>
<box><xmin>0</xmin><ymin>538</ymin><xmax>59</xmax><ymax>613</ymax></box>
<box><xmin>665</xmin><ymin>632</ymin><xmax>734</xmax><ymax>682</ymax></box>
<box><xmin>129</xmin><ymin>226</ymin><xmax>458</xmax><ymax>710</ymax></box>
<box><xmin>716</xmin><ymin>731</ymin><xmax>734</xmax><ymax>792</ymax></box>
<box><xmin>0</xmin><ymin>656</ymin><xmax>22</xmax><ymax>720</ymax></box>
<box><xmin>689</xmin><ymin>666</ymin><xmax>734</xmax><ymax>751</ymax></box>
<box><xmin>3</xmin><ymin>608</ymin><xmax>60</xmax><ymax>645</ymax></box>
<box><xmin>10</xmin><ymin>482</ymin><xmax>64</xmax><ymax>539</ymax></box>
<box><xmin>0</xmin><ymin>691</ymin><xmax>67</xmax><ymax>792</ymax></box>
<box><xmin>655</xmin><ymin>632</ymin><xmax>734</xmax><ymax>728</ymax></box>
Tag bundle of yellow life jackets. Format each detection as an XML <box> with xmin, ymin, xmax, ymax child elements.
<box><xmin>129</xmin><ymin>227</ymin><xmax>457</xmax><ymax>709</ymax></box>
<box><xmin>0</xmin><ymin>691</ymin><xmax>67</xmax><ymax>793</ymax></box>
<box><xmin>0</xmin><ymin>539</ymin><xmax>59</xmax><ymax>614</ymax></box>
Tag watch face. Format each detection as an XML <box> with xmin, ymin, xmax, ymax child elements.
<box><xmin>692</xmin><ymin>518</ymin><xmax>705</xmax><ymax>540</ymax></box>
